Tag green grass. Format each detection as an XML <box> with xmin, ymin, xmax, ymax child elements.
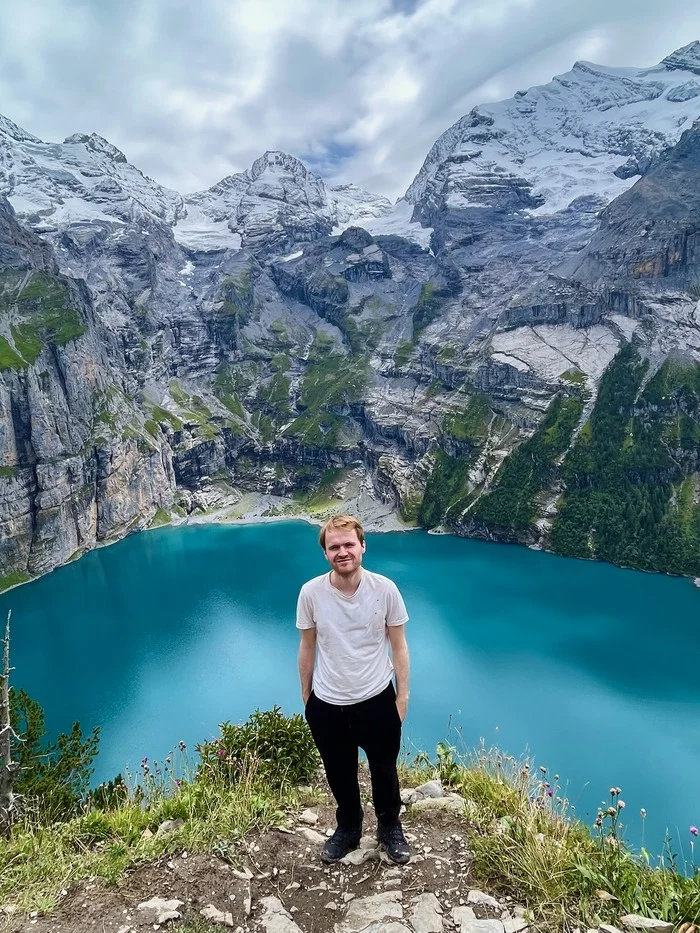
<box><xmin>4</xmin><ymin>733</ymin><xmax>700</xmax><ymax>930</ymax></box>
<box><xmin>413</xmin><ymin>281</ymin><xmax>452</xmax><ymax>337</ymax></box>
<box><xmin>10</xmin><ymin>323</ymin><xmax>43</xmax><ymax>364</ymax></box>
<box><xmin>0</xmin><ymin>571</ymin><xmax>31</xmax><ymax>593</ymax></box>
<box><xmin>443</xmin><ymin>395</ymin><xmax>492</xmax><ymax>441</ymax></box>
<box><xmin>287</xmin><ymin>332</ymin><xmax>367</xmax><ymax>449</ymax></box>
<box><xmin>256</xmin><ymin>371</ymin><xmax>292</xmax><ymax>420</ymax></box>
<box><xmin>269</xmin><ymin>320</ymin><xmax>292</xmax><ymax>348</ymax></box>
<box><xmin>437</xmin><ymin>344</ymin><xmax>457</xmax><ymax>363</ymax></box>
<box><xmin>149</xmin><ymin>508</ymin><xmax>171</xmax><ymax>528</ymax></box>
<box><xmin>0</xmin><ymin>335</ymin><xmax>28</xmax><ymax>370</ymax></box>
<box><xmin>213</xmin><ymin>364</ymin><xmax>252</xmax><ymax>421</ymax></box>
<box><xmin>394</xmin><ymin>340</ymin><xmax>414</xmax><ymax>368</ymax></box>
<box><xmin>0</xmin><ymin>465</ymin><xmax>19</xmax><ymax>479</ymax></box>
<box><xmin>560</xmin><ymin>367</ymin><xmax>586</xmax><ymax>386</ymax></box>
<box><xmin>292</xmin><ymin>467</ymin><xmax>346</xmax><ymax>511</ymax></box>
<box><xmin>0</xmin><ymin>766</ymin><xmax>290</xmax><ymax>914</ymax></box>
<box><xmin>169</xmin><ymin>379</ymin><xmax>189</xmax><ymax>406</ymax></box>
<box><xmin>151</xmin><ymin>406</ymin><xmax>183</xmax><ymax>432</ymax></box>
<box><xmin>251</xmin><ymin>411</ymin><xmax>276</xmax><ymax>444</ymax></box>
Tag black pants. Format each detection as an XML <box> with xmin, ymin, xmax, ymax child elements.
<box><xmin>305</xmin><ymin>681</ymin><xmax>402</xmax><ymax>830</ymax></box>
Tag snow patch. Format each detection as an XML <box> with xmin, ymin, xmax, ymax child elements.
<box><xmin>334</xmin><ymin>199</ymin><xmax>432</xmax><ymax>248</ymax></box>
<box><xmin>174</xmin><ymin>203</ymin><xmax>242</xmax><ymax>252</ymax></box>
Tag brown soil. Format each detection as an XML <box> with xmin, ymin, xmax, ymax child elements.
<box><xmin>2</xmin><ymin>791</ymin><xmax>512</xmax><ymax>933</ymax></box>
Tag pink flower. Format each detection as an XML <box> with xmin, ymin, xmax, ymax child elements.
<box><xmin>216</xmin><ymin>748</ymin><xmax>226</xmax><ymax>758</ymax></box>
<box><xmin>690</xmin><ymin>826</ymin><xmax>698</xmax><ymax>837</ymax></box>
<box><xmin>617</xmin><ymin>800</ymin><xmax>626</xmax><ymax>809</ymax></box>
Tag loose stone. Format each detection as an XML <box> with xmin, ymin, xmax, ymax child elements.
<box><xmin>621</xmin><ymin>918</ymin><xmax>674</xmax><ymax>933</ymax></box>
<box><xmin>200</xmin><ymin>904</ymin><xmax>234</xmax><ymax>927</ymax></box>
<box><xmin>411</xmin><ymin>893</ymin><xmax>444</xmax><ymax>933</ymax></box>
<box><xmin>335</xmin><ymin>891</ymin><xmax>404</xmax><ymax>933</ymax></box>
<box><xmin>467</xmin><ymin>891</ymin><xmax>501</xmax><ymax>908</ymax></box>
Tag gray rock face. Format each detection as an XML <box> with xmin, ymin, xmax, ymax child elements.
<box><xmin>568</xmin><ymin>123</ymin><xmax>700</xmax><ymax>290</ymax></box>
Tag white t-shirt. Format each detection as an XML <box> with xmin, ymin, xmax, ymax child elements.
<box><xmin>296</xmin><ymin>568</ymin><xmax>409</xmax><ymax>705</ymax></box>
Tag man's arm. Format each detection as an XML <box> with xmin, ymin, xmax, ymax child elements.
<box><xmin>387</xmin><ymin>624</ymin><xmax>410</xmax><ymax>722</ymax></box>
<box><xmin>298</xmin><ymin>627</ymin><xmax>317</xmax><ymax>705</ymax></box>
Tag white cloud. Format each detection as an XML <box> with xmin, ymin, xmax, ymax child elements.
<box><xmin>0</xmin><ymin>0</ymin><xmax>698</xmax><ymax>200</ymax></box>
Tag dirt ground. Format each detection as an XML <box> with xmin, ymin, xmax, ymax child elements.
<box><xmin>1</xmin><ymin>780</ymin><xmax>517</xmax><ymax>933</ymax></box>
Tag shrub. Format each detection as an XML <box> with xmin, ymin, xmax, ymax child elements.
<box><xmin>10</xmin><ymin>688</ymin><xmax>100</xmax><ymax>824</ymax></box>
<box><xmin>196</xmin><ymin>707</ymin><xmax>320</xmax><ymax>789</ymax></box>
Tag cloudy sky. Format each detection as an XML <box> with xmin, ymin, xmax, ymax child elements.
<box><xmin>1</xmin><ymin>0</ymin><xmax>699</xmax><ymax>200</ymax></box>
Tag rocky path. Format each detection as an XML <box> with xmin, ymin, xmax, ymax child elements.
<box><xmin>3</xmin><ymin>781</ymin><xmax>532</xmax><ymax>933</ymax></box>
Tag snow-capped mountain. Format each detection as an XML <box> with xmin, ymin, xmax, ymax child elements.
<box><xmin>178</xmin><ymin>150</ymin><xmax>393</xmax><ymax>253</ymax></box>
<box><xmin>406</xmin><ymin>40</ymin><xmax>700</xmax><ymax>226</ymax></box>
<box><xmin>0</xmin><ymin>120</ymin><xmax>185</xmax><ymax>228</ymax></box>
<box><xmin>0</xmin><ymin>119</ymin><xmax>396</xmax><ymax>255</ymax></box>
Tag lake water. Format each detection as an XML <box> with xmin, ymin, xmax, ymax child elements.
<box><xmin>2</xmin><ymin>520</ymin><xmax>699</xmax><ymax>858</ymax></box>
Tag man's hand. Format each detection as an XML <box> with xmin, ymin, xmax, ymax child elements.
<box><xmin>302</xmin><ymin>688</ymin><xmax>311</xmax><ymax>706</ymax></box>
<box><xmin>396</xmin><ymin>695</ymin><xmax>409</xmax><ymax>722</ymax></box>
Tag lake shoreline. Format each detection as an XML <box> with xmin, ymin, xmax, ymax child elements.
<box><xmin>0</xmin><ymin>487</ymin><xmax>423</xmax><ymax>596</ymax></box>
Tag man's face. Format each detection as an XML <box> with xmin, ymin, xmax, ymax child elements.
<box><xmin>323</xmin><ymin>527</ymin><xmax>365</xmax><ymax>576</ymax></box>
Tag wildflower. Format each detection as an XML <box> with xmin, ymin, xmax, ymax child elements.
<box><xmin>540</xmin><ymin>766</ymin><xmax>547</xmax><ymax>774</ymax></box>
<box><xmin>607</xmin><ymin>806</ymin><xmax>616</xmax><ymax>816</ymax></box>
<box><xmin>615</xmin><ymin>786</ymin><xmax>622</xmax><ymax>795</ymax></box>
<box><xmin>216</xmin><ymin>748</ymin><xmax>226</xmax><ymax>758</ymax></box>
<box><xmin>595</xmin><ymin>816</ymin><xmax>603</xmax><ymax>827</ymax></box>
<box><xmin>617</xmin><ymin>800</ymin><xmax>626</xmax><ymax>809</ymax></box>
<box><xmin>691</xmin><ymin>826</ymin><xmax>698</xmax><ymax>837</ymax></box>
<box><xmin>142</xmin><ymin>757</ymin><xmax>148</xmax><ymax>764</ymax></box>
<box><xmin>165</xmin><ymin>756</ymin><xmax>171</xmax><ymax>764</ymax></box>
<box><xmin>175</xmin><ymin>779</ymin><xmax>182</xmax><ymax>788</ymax></box>
<box><xmin>178</xmin><ymin>740</ymin><xmax>186</xmax><ymax>752</ymax></box>
<box><xmin>543</xmin><ymin>782</ymin><xmax>550</xmax><ymax>789</ymax></box>
<box><xmin>640</xmin><ymin>809</ymin><xmax>646</xmax><ymax>819</ymax></box>
<box><xmin>546</xmin><ymin>789</ymin><xmax>554</xmax><ymax>798</ymax></box>
<box><xmin>554</xmin><ymin>774</ymin><xmax>559</xmax><ymax>781</ymax></box>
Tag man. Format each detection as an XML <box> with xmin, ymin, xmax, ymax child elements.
<box><xmin>296</xmin><ymin>514</ymin><xmax>411</xmax><ymax>864</ymax></box>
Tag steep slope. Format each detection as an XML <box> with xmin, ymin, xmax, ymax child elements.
<box><xmin>0</xmin><ymin>199</ymin><xmax>175</xmax><ymax>586</ymax></box>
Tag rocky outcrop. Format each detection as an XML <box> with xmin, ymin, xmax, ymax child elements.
<box><xmin>568</xmin><ymin>122</ymin><xmax>700</xmax><ymax>290</ymax></box>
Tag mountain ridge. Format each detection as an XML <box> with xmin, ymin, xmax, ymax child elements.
<box><xmin>1</xmin><ymin>41</ymin><xmax>700</xmax><ymax>586</ymax></box>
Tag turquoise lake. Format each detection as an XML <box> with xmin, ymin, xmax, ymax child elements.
<box><xmin>2</xmin><ymin>520</ymin><xmax>699</xmax><ymax>859</ymax></box>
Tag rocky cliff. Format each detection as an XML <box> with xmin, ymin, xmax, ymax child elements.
<box><xmin>2</xmin><ymin>43</ymin><xmax>700</xmax><ymax>585</ymax></box>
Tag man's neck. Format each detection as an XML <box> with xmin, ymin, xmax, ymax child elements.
<box><xmin>330</xmin><ymin>566</ymin><xmax>363</xmax><ymax>596</ymax></box>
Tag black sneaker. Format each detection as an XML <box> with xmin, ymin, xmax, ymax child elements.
<box><xmin>377</xmin><ymin>821</ymin><xmax>410</xmax><ymax>864</ymax></box>
<box><xmin>321</xmin><ymin>827</ymin><xmax>362</xmax><ymax>863</ymax></box>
